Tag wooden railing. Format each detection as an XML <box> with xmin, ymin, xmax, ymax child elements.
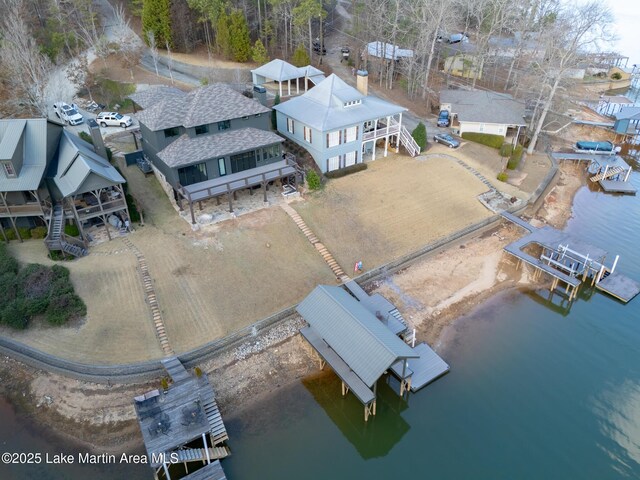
<box><xmin>0</xmin><ymin>203</ymin><xmax>46</xmax><ymax>216</ymax></box>
<box><xmin>75</xmin><ymin>197</ymin><xmax>127</xmax><ymax>219</ymax></box>
<box><xmin>362</xmin><ymin>124</ymin><xmax>400</xmax><ymax>142</ymax></box>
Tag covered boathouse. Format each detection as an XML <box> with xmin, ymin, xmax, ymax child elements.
<box><xmin>297</xmin><ymin>285</ymin><xmax>450</xmax><ymax>421</ymax></box>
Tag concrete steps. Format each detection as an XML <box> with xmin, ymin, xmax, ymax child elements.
<box><xmin>280</xmin><ymin>204</ymin><xmax>349</xmax><ymax>282</ymax></box>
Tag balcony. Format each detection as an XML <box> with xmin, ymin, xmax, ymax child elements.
<box><xmin>362</xmin><ymin>118</ymin><xmax>401</xmax><ymax>142</ymax></box>
<box><xmin>72</xmin><ymin>191</ymin><xmax>127</xmax><ymax>221</ymax></box>
<box><xmin>0</xmin><ymin>202</ymin><xmax>47</xmax><ymax>217</ymax></box>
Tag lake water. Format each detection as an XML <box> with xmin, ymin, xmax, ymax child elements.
<box><xmin>1</xmin><ymin>165</ymin><xmax>639</xmax><ymax>480</ymax></box>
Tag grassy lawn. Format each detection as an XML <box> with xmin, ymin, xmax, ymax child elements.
<box><xmin>293</xmin><ymin>153</ymin><xmax>493</xmax><ymax>272</ymax></box>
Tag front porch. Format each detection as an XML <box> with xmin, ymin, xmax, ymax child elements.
<box><xmin>0</xmin><ymin>190</ymin><xmax>50</xmax><ymax>242</ymax></box>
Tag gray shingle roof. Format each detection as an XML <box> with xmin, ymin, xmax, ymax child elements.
<box><xmin>128</xmin><ymin>86</ymin><xmax>185</xmax><ymax>110</ymax></box>
<box><xmin>51</xmin><ymin>131</ymin><xmax>125</xmax><ymax>197</ymax></box>
<box><xmin>136</xmin><ymin>84</ymin><xmax>271</xmax><ymax>131</ymax></box>
<box><xmin>157</xmin><ymin>127</ymin><xmax>284</xmax><ymax>168</ymax></box>
<box><xmin>0</xmin><ymin>118</ymin><xmax>56</xmax><ymax>192</ymax></box>
<box><xmin>440</xmin><ymin>89</ymin><xmax>526</xmax><ymax>126</ymax></box>
<box><xmin>273</xmin><ymin>74</ymin><xmax>405</xmax><ymax>131</ymax></box>
<box><xmin>296</xmin><ymin>285</ymin><xmax>417</xmax><ymax>388</ymax></box>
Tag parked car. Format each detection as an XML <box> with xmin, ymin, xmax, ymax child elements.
<box><xmin>446</xmin><ymin>33</ymin><xmax>469</xmax><ymax>44</ymax></box>
<box><xmin>437</xmin><ymin>110</ymin><xmax>450</xmax><ymax>127</ymax></box>
<box><xmin>53</xmin><ymin>102</ymin><xmax>84</xmax><ymax>126</ymax></box>
<box><xmin>433</xmin><ymin>133</ymin><xmax>460</xmax><ymax>148</ymax></box>
<box><xmin>96</xmin><ymin>112</ymin><xmax>133</xmax><ymax>128</ymax></box>
<box><xmin>313</xmin><ymin>41</ymin><xmax>327</xmax><ymax>55</ymax></box>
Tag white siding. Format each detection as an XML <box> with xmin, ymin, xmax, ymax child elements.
<box><xmin>459</xmin><ymin>121</ymin><xmax>509</xmax><ymax>137</ymax></box>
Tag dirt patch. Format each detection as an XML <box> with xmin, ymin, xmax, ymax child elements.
<box><xmin>532</xmin><ymin>162</ymin><xmax>586</xmax><ymax>229</ymax></box>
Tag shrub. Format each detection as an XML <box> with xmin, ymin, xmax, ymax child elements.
<box><xmin>30</xmin><ymin>226</ymin><xmax>48</xmax><ymax>239</ymax></box>
<box><xmin>611</xmin><ymin>72</ymin><xmax>622</xmax><ymax>80</ymax></box>
<box><xmin>1</xmin><ymin>300</ymin><xmax>28</xmax><ymax>329</ymax></box>
<box><xmin>18</xmin><ymin>264</ymin><xmax>54</xmax><ymax>315</ymax></box>
<box><xmin>126</xmin><ymin>194</ymin><xmax>141</xmax><ymax>223</ymax></box>
<box><xmin>5</xmin><ymin>229</ymin><xmax>17</xmax><ymax>241</ymax></box>
<box><xmin>324</xmin><ymin>163</ymin><xmax>368</xmax><ymax>179</ymax></box>
<box><xmin>461</xmin><ymin>132</ymin><xmax>504</xmax><ymax>149</ymax></box>
<box><xmin>500</xmin><ymin>143</ymin><xmax>513</xmax><ymax>158</ymax></box>
<box><xmin>46</xmin><ymin>292</ymin><xmax>86</xmax><ymax>325</ymax></box>
<box><xmin>52</xmin><ymin>264</ymin><xmax>71</xmax><ymax>280</ymax></box>
<box><xmin>412</xmin><ymin>122</ymin><xmax>427</xmax><ymax>151</ymax></box>
<box><xmin>0</xmin><ymin>243</ymin><xmax>18</xmax><ymax>274</ymax></box>
<box><xmin>17</xmin><ymin>227</ymin><xmax>31</xmax><ymax>239</ymax></box>
<box><xmin>0</xmin><ymin>272</ymin><xmax>18</xmax><ymax>303</ymax></box>
<box><xmin>497</xmin><ymin>171</ymin><xmax>509</xmax><ymax>182</ymax></box>
<box><xmin>64</xmin><ymin>223</ymin><xmax>80</xmax><ymax>237</ymax></box>
<box><xmin>507</xmin><ymin>145</ymin><xmax>524</xmax><ymax>170</ymax></box>
<box><xmin>306</xmin><ymin>170</ymin><xmax>322</xmax><ymax>190</ymax></box>
<box><xmin>79</xmin><ymin>131</ymin><xmax>94</xmax><ymax>144</ymax></box>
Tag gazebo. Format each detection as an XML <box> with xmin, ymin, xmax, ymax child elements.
<box><xmin>251</xmin><ymin>59</ymin><xmax>325</xmax><ymax>97</ymax></box>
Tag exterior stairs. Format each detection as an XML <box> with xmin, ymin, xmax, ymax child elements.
<box><xmin>172</xmin><ymin>446</ymin><xmax>230</xmax><ymax>463</ymax></box>
<box><xmin>590</xmin><ymin>166</ymin><xmax>625</xmax><ymax>182</ymax></box>
<box><xmin>45</xmin><ymin>204</ymin><xmax>87</xmax><ymax>257</ymax></box>
<box><xmin>399</xmin><ymin>125</ymin><xmax>421</xmax><ymax>157</ymax></box>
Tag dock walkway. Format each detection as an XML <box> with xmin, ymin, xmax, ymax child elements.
<box><xmin>407</xmin><ymin>343</ymin><xmax>450</xmax><ymax>392</ymax></box>
<box><xmin>344</xmin><ymin>280</ymin><xmax>408</xmax><ymax>335</ymax></box>
<box><xmin>182</xmin><ymin>460</ymin><xmax>227</xmax><ymax>480</ymax></box>
<box><xmin>596</xmin><ymin>273</ymin><xmax>640</xmax><ymax>303</ymax></box>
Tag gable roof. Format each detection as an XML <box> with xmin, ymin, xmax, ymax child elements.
<box><xmin>296</xmin><ymin>285</ymin><xmax>417</xmax><ymax>387</ymax></box>
<box><xmin>50</xmin><ymin>131</ymin><xmax>125</xmax><ymax>197</ymax></box>
<box><xmin>440</xmin><ymin>89</ymin><xmax>526</xmax><ymax>126</ymax></box>
<box><xmin>273</xmin><ymin>74</ymin><xmax>406</xmax><ymax>131</ymax></box>
<box><xmin>157</xmin><ymin>127</ymin><xmax>284</xmax><ymax>168</ymax></box>
<box><xmin>615</xmin><ymin>106</ymin><xmax>640</xmax><ymax>121</ymax></box>
<box><xmin>128</xmin><ymin>86</ymin><xmax>185</xmax><ymax>110</ymax></box>
<box><xmin>0</xmin><ymin>118</ymin><xmax>62</xmax><ymax>192</ymax></box>
<box><xmin>136</xmin><ymin>84</ymin><xmax>271</xmax><ymax>131</ymax></box>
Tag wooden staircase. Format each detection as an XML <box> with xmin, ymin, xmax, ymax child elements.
<box><xmin>590</xmin><ymin>166</ymin><xmax>624</xmax><ymax>182</ymax></box>
<box><xmin>172</xmin><ymin>446</ymin><xmax>230</xmax><ymax>463</ymax></box>
<box><xmin>399</xmin><ymin>125</ymin><xmax>421</xmax><ymax>157</ymax></box>
<box><xmin>199</xmin><ymin>383</ymin><xmax>229</xmax><ymax>445</ymax></box>
<box><xmin>45</xmin><ymin>204</ymin><xmax>87</xmax><ymax>257</ymax></box>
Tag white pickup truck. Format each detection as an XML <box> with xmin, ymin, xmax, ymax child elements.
<box><xmin>53</xmin><ymin>102</ymin><xmax>84</xmax><ymax>126</ymax></box>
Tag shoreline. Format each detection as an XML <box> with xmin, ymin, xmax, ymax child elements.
<box><xmin>0</xmin><ymin>162</ymin><xmax>585</xmax><ymax>453</ymax></box>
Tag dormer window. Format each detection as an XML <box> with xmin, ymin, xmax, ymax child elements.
<box><xmin>344</xmin><ymin>100</ymin><xmax>362</xmax><ymax>108</ymax></box>
<box><xmin>195</xmin><ymin>124</ymin><xmax>209</xmax><ymax>135</ymax></box>
<box><xmin>2</xmin><ymin>162</ymin><xmax>16</xmax><ymax>178</ymax></box>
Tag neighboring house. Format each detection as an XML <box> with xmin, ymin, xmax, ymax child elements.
<box><xmin>251</xmin><ymin>59</ymin><xmax>326</xmax><ymax>97</ymax></box>
<box><xmin>273</xmin><ymin>73</ymin><xmax>420</xmax><ymax>173</ymax></box>
<box><xmin>487</xmin><ymin>34</ymin><xmax>544</xmax><ymax>60</ymax></box>
<box><xmin>613</xmin><ymin>106</ymin><xmax>640</xmax><ymax>135</ymax></box>
<box><xmin>444</xmin><ymin>54</ymin><xmax>483</xmax><ymax>80</ymax></box>
<box><xmin>0</xmin><ymin>118</ymin><xmax>128</xmax><ymax>255</ymax></box>
<box><xmin>133</xmin><ymin>84</ymin><xmax>300</xmax><ymax>222</ymax></box>
<box><xmin>439</xmin><ymin>89</ymin><xmax>526</xmax><ymax>138</ymax></box>
<box><xmin>365</xmin><ymin>41</ymin><xmax>414</xmax><ymax>61</ymax></box>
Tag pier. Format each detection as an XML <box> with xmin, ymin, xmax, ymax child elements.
<box><xmin>502</xmin><ymin>212</ymin><xmax>640</xmax><ymax>303</ymax></box>
<box><xmin>551</xmin><ymin>152</ymin><xmax>636</xmax><ymax>194</ymax></box>
<box><xmin>133</xmin><ymin>357</ymin><xmax>230</xmax><ymax>480</ymax></box>
<box><xmin>297</xmin><ymin>284</ymin><xmax>449</xmax><ymax>421</ymax></box>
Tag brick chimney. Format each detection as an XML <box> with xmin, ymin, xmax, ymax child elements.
<box><xmin>87</xmin><ymin>118</ymin><xmax>108</xmax><ymax>159</ymax></box>
<box><xmin>356</xmin><ymin>70</ymin><xmax>368</xmax><ymax>96</ymax></box>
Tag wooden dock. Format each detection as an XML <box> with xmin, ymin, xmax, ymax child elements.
<box><xmin>596</xmin><ymin>273</ymin><xmax>640</xmax><ymax>303</ymax></box>
<box><xmin>182</xmin><ymin>460</ymin><xmax>227</xmax><ymax>480</ymax></box>
<box><xmin>599</xmin><ymin>179</ymin><xmax>637</xmax><ymax>194</ymax></box>
<box><xmin>407</xmin><ymin>343</ymin><xmax>451</xmax><ymax>392</ymax></box>
<box><xmin>551</xmin><ymin>152</ymin><xmax>635</xmax><ymax>194</ymax></box>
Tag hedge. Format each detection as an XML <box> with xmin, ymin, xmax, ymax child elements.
<box><xmin>306</xmin><ymin>170</ymin><xmax>322</xmax><ymax>190</ymax></box>
<box><xmin>18</xmin><ymin>227</ymin><xmax>31</xmax><ymax>239</ymax></box>
<box><xmin>30</xmin><ymin>226</ymin><xmax>48</xmax><ymax>239</ymax></box>
<box><xmin>412</xmin><ymin>122</ymin><xmax>427</xmax><ymax>151</ymax></box>
<box><xmin>0</xmin><ymin>243</ymin><xmax>18</xmax><ymax>274</ymax></box>
<box><xmin>497</xmin><ymin>171</ymin><xmax>508</xmax><ymax>182</ymax></box>
<box><xmin>126</xmin><ymin>194</ymin><xmax>141</xmax><ymax>223</ymax></box>
<box><xmin>325</xmin><ymin>163</ymin><xmax>368</xmax><ymax>179</ymax></box>
<box><xmin>461</xmin><ymin>132</ymin><xmax>504</xmax><ymax>149</ymax></box>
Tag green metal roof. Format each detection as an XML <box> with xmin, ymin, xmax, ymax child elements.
<box><xmin>296</xmin><ymin>285</ymin><xmax>417</xmax><ymax>387</ymax></box>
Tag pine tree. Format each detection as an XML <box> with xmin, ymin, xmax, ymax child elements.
<box><xmin>216</xmin><ymin>10</ymin><xmax>231</xmax><ymax>58</ymax></box>
<box><xmin>142</xmin><ymin>0</ymin><xmax>172</xmax><ymax>47</ymax></box>
<box><xmin>412</xmin><ymin>122</ymin><xmax>427</xmax><ymax>150</ymax></box>
<box><xmin>251</xmin><ymin>39</ymin><xmax>269</xmax><ymax>65</ymax></box>
<box><xmin>291</xmin><ymin>44</ymin><xmax>310</xmax><ymax>67</ymax></box>
<box><xmin>229</xmin><ymin>10</ymin><xmax>251</xmax><ymax>62</ymax></box>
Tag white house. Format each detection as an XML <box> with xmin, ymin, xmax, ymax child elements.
<box><xmin>439</xmin><ymin>89</ymin><xmax>526</xmax><ymax>138</ymax></box>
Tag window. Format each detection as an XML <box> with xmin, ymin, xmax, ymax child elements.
<box><xmin>230</xmin><ymin>151</ymin><xmax>257</xmax><ymax>173</ymax></box>
<box><xmin>304</xmin><ymin>126</ymin><xmax>312</xmax><ymax>143</ymax></box>
<box><xmin>2</xmin><ymin>162</ymin><xmax>16</xmax><ymax>178</ymax></box>
<box><xmin>327</xmin><ymin>155</ymin><xmax>340</xmax><ymax>171</ymax></box>
<box><xmin>178</xmin><ymin>163</ymin><xmax>208</xmax><ymax>186</ymax></box>
<box><xmin>195</xmin><ymin>124</ymin><xmax>209</xmax><ymax>135</ymax></box>
<box><xmin>345</xmin><ymin>126</ymin><xmax>358</xmax><ymax>143</ymax></box>
<box><xmin>287</xmin><ymin>118</ymin><xmax>295</xmax><ymax>134</ymax></box>
<box><xmin>218</xmin><ymin>120</ymin><xmax>231</xmax><ymax>131</ymax></box>
<box><xmin>262</xmin><ymin>145</ymin><xmax>280</xmax><ymax>161</ymax></box>
<box><xmin>218</xmin><ymin>158</ymin><xmax>226</xmax><ymax>176</ymax></box>
<box><xmin>327</xmin><ymin>130</ymin><xmax>340</xmax><ymax>148</ymax></box>
<box><xmin>164</xmin><ymin>127</ymin><xmax>180</xmax><ymax>138</ymax></box>
<box><xmin>344</xmin><ymin>100</ymin><xmax>361</xmax><ymax>107</ymax></box>
<box><xmin>345</xmin><ymin>151</ymin><xmax>357</xmax><ymax>167</ymax></box>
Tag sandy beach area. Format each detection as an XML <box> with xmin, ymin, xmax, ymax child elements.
<box><xmin>0</xmin><ymin>161</ymin><xmax>585</xmax><ymax>452</ymax></box>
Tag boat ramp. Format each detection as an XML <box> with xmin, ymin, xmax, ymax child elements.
<box><xmin>502</xmin><ymin>212</ymin><xmax>640</xmax><ymax>303</ymax></box>
<box><xmin>551</xmin><ymin>152</ymin><xmax>636</xmax><ymax>194</ymax></box>
<box><xmin>297</xmin><ymin>283</ymin><xmax>449</xmax><ymax>421</ymax></box>
<box><xmin>133</xmin><ymin>357</ymin><xmax>230</xmax><ymax>480</ymax></box>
